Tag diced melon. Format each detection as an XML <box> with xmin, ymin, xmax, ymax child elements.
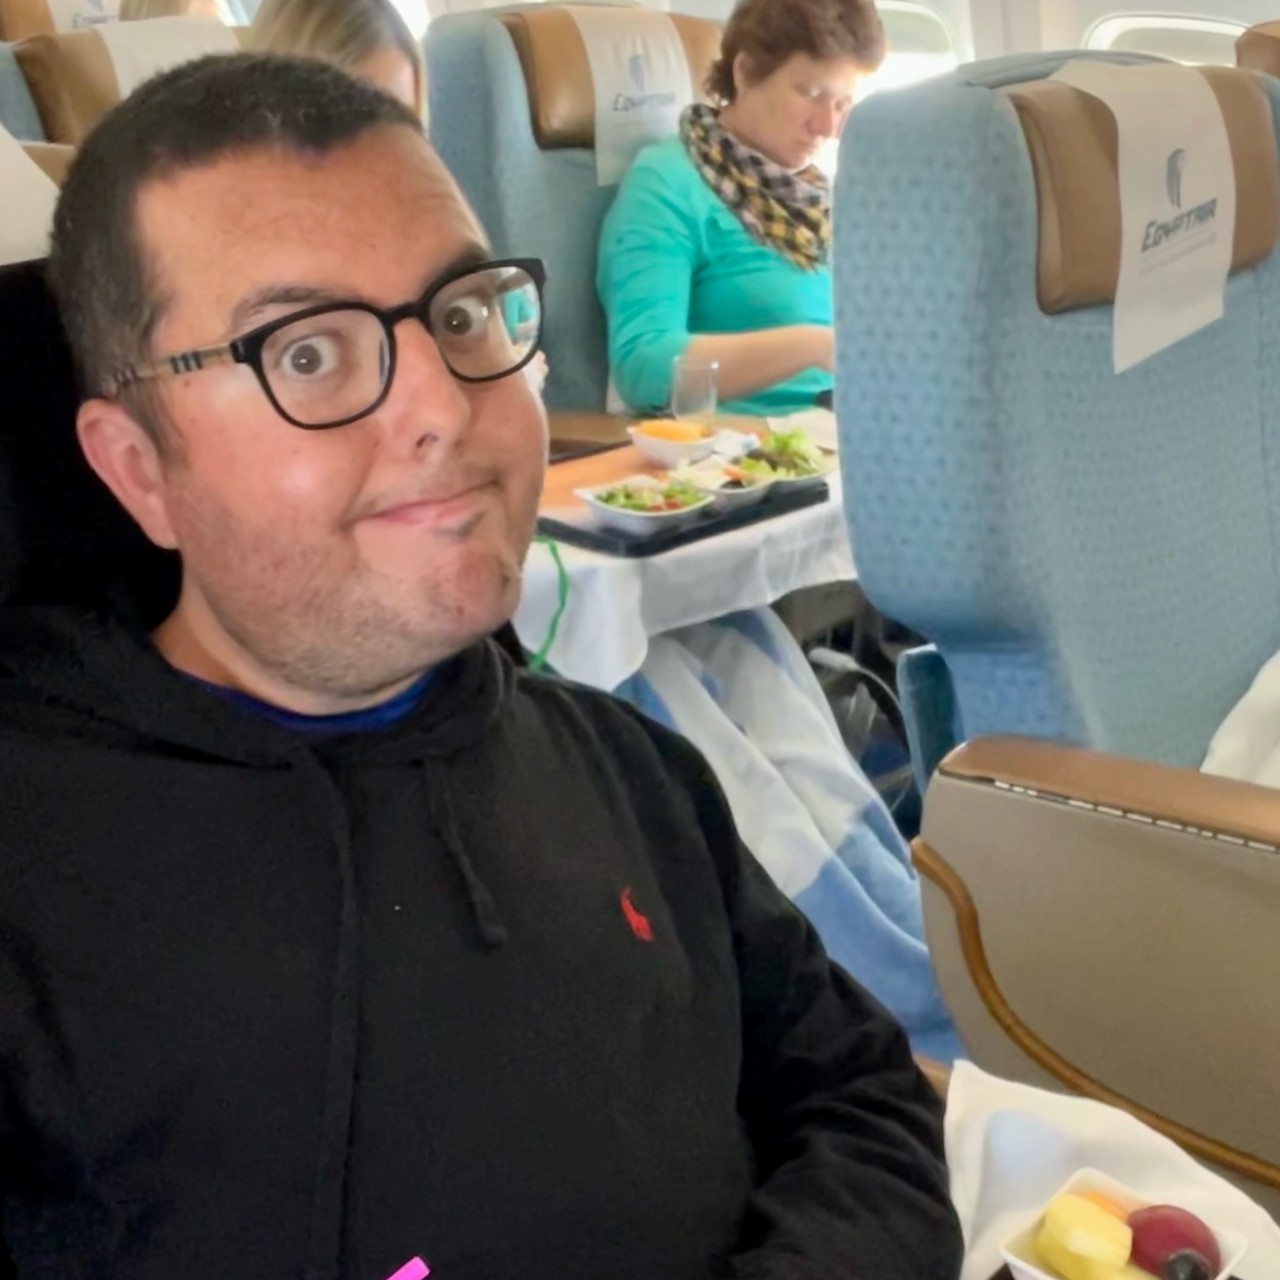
<box><xmin>1036</xmin><ymin>1231</ymin><xmax>1100</xmax><ymax>1280</ymax></box>
<box><xmin>1035</xmin><ymin>1228</ymin><xmax>1150</xmax><ymax>1280</ymax></box>
<box><xmin>1042</xmin><ymin>1194</ymin><xmax>1134</xmax><ymax>1268</ymax></box>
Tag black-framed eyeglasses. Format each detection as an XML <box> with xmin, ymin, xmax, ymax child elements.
<box><xmin>110</xmin><ymin>258</ymin><xmax>546</xmax><ymax>430</ymax></box>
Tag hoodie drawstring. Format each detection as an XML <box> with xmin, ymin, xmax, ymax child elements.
<box><xmin>295</xmin><ymin>753</ymin><xmax>362</xmax><ymax>1280</ymax></box>
<box><xmin>419</xmin><ymin>764</ymin><xmax>508</xmax><ymax>950</ymax></box>
<box><xmin>293</xmin><ymin>752</ymin><xmax>507</xmax><ymax>1280</ymax></box>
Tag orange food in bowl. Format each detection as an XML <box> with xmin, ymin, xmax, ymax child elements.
<box><xmin>633</xmin><ymin>419</ymin><xmax>711</xmax><ymax>443</ymax></box>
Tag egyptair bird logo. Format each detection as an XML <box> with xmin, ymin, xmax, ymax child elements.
<box><xmin>628</xmin><ymin>53</ymin><xmax>648</xmax><ymax>94</ymax></box>
<box><xmin>1167</xmin><ymin>148</ymin><xmax>1186</xmax><ymax>210</ymax></box>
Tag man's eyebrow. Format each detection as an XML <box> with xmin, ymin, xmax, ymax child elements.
<box><xmin>227</xmin><ymin>285</ymin><xmax>347</xmax><ymax>337</ymax></box>
<box><xmin>224</xmin><ymin>244</ymin><xmax>494</xmax><ymax>339</ymax></box>
<box><xmin>423</xmin><ymin>243</ymin><xmax>494</xmax><ymax>293</ymax></box>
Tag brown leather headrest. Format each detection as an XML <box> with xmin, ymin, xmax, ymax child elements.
<box><xmin>1237</xmin><ymin>21</ymin><xmax>1280</xmax><ymax>77</ymax></box>
<box><xmin>21</xmin><ymin>138</ymin><xmax>74</xmax><ymax>182</ymax></box>
<box><xmin>1004</xmin><ymin>66</ymin><xmax>1279</xmax><ymax>314</ymax></box>
<box><xmin>0</xmin><ymin>0</ymin><xmax>54</xmax><ymax>42</ymax></box>
<box><xmin>15</xmin><ymin>19</ymin><xmax>242</xmax><ymax>145</ymax></box>
<box><xmin>15</xmin><ymin>28</ymin><xmax>118</xmax><ymax>144</ymax></box>
<box><xmin>498</xmin><ymin>8</ymin><xmax>719</xmax><ymax>150</ymax></box>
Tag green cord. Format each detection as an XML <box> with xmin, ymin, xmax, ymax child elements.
<box><xmin>529</xmin><ymin>535</ymin><xmax>569</xmax><ymax>672</ymax></box>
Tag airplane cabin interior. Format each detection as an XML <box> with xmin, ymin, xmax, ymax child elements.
<box><xmin>1</xmin><ymin>0</ymin><xmax>1279</xmax><ymax>1275</ymax></box>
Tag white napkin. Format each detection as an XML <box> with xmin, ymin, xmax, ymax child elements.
<box><xmin>47</xmin><ymin>0</ymin><xmax>120</xmax><ymax>31</ymax></box>
<box><xmin>1050</xmin><ymin>61</ymin><xmax>1236</xmax><ymax>374</ymax></box>
<box><xmin>947</xmin><ymin>1062</ymin><xmax>1280</xmax><ymax>1280</ymax></box>
<box><xmin>0</xmin><ymin>129</ymin><xmax>58</xmax><ymax>267</ymax></box>
<box><xmin>1202</xmin><ymin>646</ymin><xmax>1280</xmax><ymax>787</ymax></box>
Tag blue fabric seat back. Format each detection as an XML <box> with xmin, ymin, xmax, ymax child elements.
<box><xmin>833</xmin><ymin>53</ymin><xmax>1280</xmax><ymax>779</ymax></box>
<box><xmin>1</xmin><ymin>42</ymin><xmax>43</xmax><ymax>140</ymax></box>
<box><xmin>427</xmin><ymin>11</ymin><xmax>615</xmax><ymax>412</ymax></box>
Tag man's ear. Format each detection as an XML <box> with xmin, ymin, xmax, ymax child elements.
<box><xmin>76</xmin><ymin>398</ymin><xmax>179</xmax><ymax>551</ymax></box>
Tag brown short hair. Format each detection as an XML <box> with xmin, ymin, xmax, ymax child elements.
<box><xmin>49</xmin><ymin>55</ymin><xmax>420</xmax><ymax>443</ymax></box>
<box><xmin>706</xmin><ymin>0</ymin><xmax>886</xmax><ymax>103</ymax></box>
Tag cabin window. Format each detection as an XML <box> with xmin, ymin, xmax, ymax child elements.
<box><xmin>862</xmin><ymin>1</ymin><xmax>959</xmax><ymax>97</ymax></box>
<box><xmin>1085</xmin><ymin>14</ymin><xmax>1245</xmax><ymax>66</ymax></box>
<box><xmin>391</xmin><ymin>0</ymin><xmax>430</xmax><ymax>35</ymax></box>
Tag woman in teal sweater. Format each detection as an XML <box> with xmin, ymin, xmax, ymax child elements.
<box><xmin>597</xmin><ymin>0</ymin><xmax>885</xmax><ymax>417</ymax></box>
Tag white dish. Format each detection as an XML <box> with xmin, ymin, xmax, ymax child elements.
<box><xmin>627</xmin><ymin>426</ymin><xmax>715</xmax><ymax>468</ymax></box>
<box><xmin>575</xmin><ymin>475</ymin><xmax>714</xmax><ymax>537</ymax></box>
<box><xmin>1000</xmin><ymin>1168</ymin><xmax>1248</xmax><ymax>1280</ymax></box>
<box><xmin>673</xmin><ymin>461</ymin><xmax>775</xmax><ymax>512</ymax></box>
<box><xmin>706</xmin><ymin>429</ymin><xmax>756</xmax><ymax>460</ymax></box>
<box><xmin>627</xmin><ymin>424</ymin><xmax>756</xmax><ymax>467</ymax></box>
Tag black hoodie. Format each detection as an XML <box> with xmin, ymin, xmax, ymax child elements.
<box><xmin>0</xmin><ymin>607</ymin><xmax>961</xmax><ymax>1280</ymax></box>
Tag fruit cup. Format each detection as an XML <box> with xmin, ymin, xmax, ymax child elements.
<box><xmin>999</xmin><ymin>1169</ymin><xmax>1248</xmax><ymax>1280</ymax></box>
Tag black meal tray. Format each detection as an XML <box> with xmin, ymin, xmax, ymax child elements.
<box><xmin>547</xmin><ymin>438</ymin><xmax>630</xmax><ymax>464</ymax></box>
<box><xmin>536</xmin><ymin>483</ymin><xmax>830</xmax><ymax>558</ymax></box>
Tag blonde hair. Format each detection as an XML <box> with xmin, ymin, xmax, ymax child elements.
<box><xmin>246</xmin><ymin>0</ymin><xmax>425</xmax><ymax>117</ymax></box>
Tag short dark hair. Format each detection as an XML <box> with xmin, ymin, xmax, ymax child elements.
<box><xmin>706</xmin><ymin>0</ymin><xmax>885</xmax><ymax>104</ymax></box>
<box><xmin>49</xmin><ymin>53</ymin><xmax>421</xmax><ymax>418</ymax></box>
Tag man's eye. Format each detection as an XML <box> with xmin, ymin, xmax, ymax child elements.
<box><xmin>277</xmin><ymin>333</ymin><xmax>343</xmax><ymax>378</ymax></box>
<box><xmin>440</xmin><ymin>295</ymin><xmax>492</xmax><ymax>339</ymax></box>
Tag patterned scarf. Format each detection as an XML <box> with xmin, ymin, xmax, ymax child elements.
<box><xmin>679</xmin><ymin>103</ymin><xmax>831</xmax><ymax>271</ymax></box>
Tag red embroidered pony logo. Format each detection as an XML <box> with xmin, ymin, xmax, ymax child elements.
<box><xmin>620</xmin><ymin>888</ymin><xmax>654</xmax><ymax>942</ymax></box>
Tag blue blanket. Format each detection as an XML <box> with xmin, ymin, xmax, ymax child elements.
<box><xmin>615</xmin><ymin>608</ymin><xmax>961</xmax><ymax>1063</ymax></box>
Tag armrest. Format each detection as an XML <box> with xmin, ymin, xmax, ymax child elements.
<box><xmin>916</xmin><ymin>737</ymin><xmax>1280</xmax><ymax>1197</ymax></box>
<box><xmin>939</xmin><ymin>734</ymin><xmax>1280</xmax><ymax>847</ymax></box>
<box><xmin>21</xmin><ymin>142</ymin><xmax>74</xmax><ymax>186</ymax></box>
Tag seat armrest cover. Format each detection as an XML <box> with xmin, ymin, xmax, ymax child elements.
<box><xmin>941</xmin><ymin>735</ymin><xmax>1280</xmax><ymax>847</ymax></box>
<box><xmin>918</xmin><ymin>737</ymin><xmax>1280</xmax><ymax>1188</ymax></box>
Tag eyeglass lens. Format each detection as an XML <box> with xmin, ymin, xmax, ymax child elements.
<box><xmin>258</xmin><ymin>263</ymin><xmax>541</xmax><ymax>427</ymax></box>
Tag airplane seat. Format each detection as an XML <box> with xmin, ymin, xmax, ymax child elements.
<box><xmin>1237</xmin><ymin>21</ymin><xmax>1280</xmax><ymax>77</ymax></box>
<box><xmin>915</xmin><ymin>737</ymin><xmax>1280</xmax><ymax>1217</ymax></box>
<box><xmin>425</xmin><ymin>6</ymin><xmax>719</xmax><ymax>412</ymax></box>
<box><xmin>833</xmin><ymin>53</ymin><xmax>1280</xmax><ymax>786</ymax></box>
<box><xmin>0</xmin><ymin>257</ymin><xmax>177</xmax><ymax>619</ymax></box>
<box><xmin>0</xmin><ymin>39</ymin><xmax>42</xmax><ymax>136</ymax></box>
<box><xmin>14</xmin><ymin>14</ymin><xmax>236</xmax><ymax>144</ymax></box>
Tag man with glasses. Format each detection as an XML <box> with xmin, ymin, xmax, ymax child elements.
<box><xmin>0</xmin><ymin>54</ymin><xmax>961</xmax><ymax>1280</ymax></box>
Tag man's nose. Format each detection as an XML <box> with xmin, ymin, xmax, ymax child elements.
<box><xmin>376</xmin><ymin>315</ymin><xmax>472</xmax><ymax>453</ymax></box>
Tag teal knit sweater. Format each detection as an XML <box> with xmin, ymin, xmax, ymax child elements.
<box><xmin>597</xmin><ymin>136</ymin><xmax>834</xmax><ymax>418</ymax></box>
